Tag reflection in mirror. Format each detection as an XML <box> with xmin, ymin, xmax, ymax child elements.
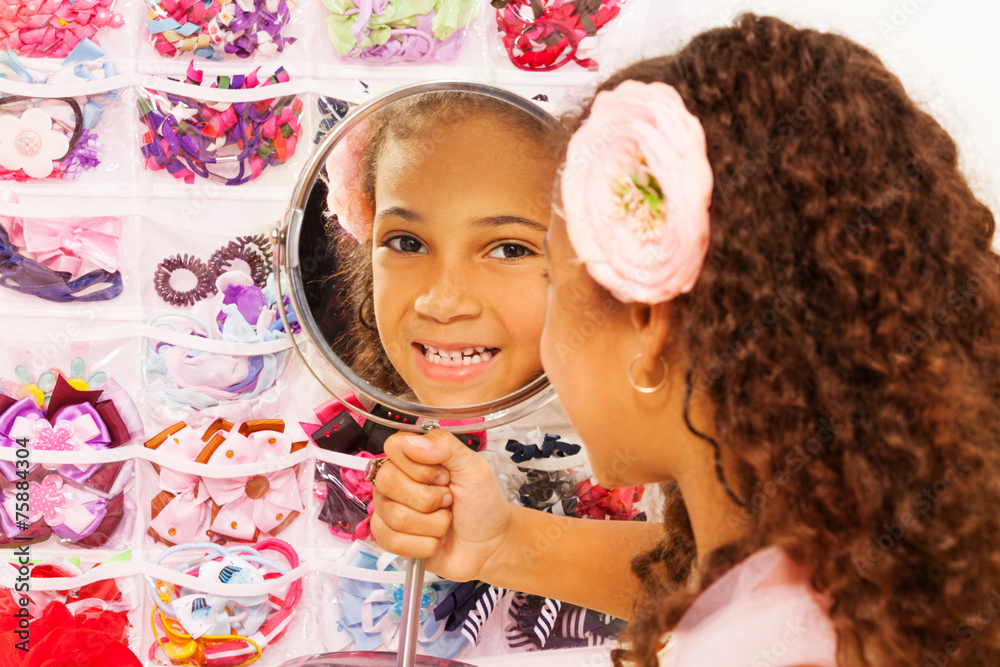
<box><xmin>300</xmin><ymin>90</ymin><xmax>563</xmax><ymax>409</ymax></box>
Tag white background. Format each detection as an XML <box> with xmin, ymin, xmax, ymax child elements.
<box><xmin>642</xmin><ymin>1</ymin><xmax>1000</xmax><ymax>226</ymax></box>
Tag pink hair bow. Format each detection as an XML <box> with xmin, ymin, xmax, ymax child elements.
<box><xmin>146</xmin><ymin>419</ymin><xmax>307</xmax><ymax>545</ymax></box>
<box><xmin>1</xmin><ymin>215</ymin><xmax>123</xmax><ymax>277</ymax></box>
<box><xmin>201</xmin><ymin>429</ymin><xmax>305</xmax><ymax>541</ymax></box>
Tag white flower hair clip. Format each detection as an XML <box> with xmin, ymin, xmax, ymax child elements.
<box><xmin>561</xmin><ymin>80</ymin><xmax>713</xmax><ymax>304</ymax></box>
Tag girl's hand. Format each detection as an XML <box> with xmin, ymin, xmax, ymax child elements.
<box><xmin>370</xmin><ymin>429</ymin><xmax>513</xmax><ymax>582</ymax></box>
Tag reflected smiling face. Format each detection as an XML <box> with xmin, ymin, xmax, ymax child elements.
<box><xmin>371</xmin><ymin>114</ymin><xmax>556</xmax><ymax>407</ymax></box>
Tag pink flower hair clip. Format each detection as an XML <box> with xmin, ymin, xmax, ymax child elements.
<box><xmin>324</xmin><ymin>120</ymin><xmax>374</xmax><ymax>243</ymax></box>
<box><xmin>561</xmin><ymin>80</ymin><xmax>714</xmax><ymax>304</ymax></box>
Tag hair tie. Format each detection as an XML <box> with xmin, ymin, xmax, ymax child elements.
<box><xmin>145</xmin><ymin>418</ymin><xmax>307</xmax><ymax>545</ymax></box>
<box><xmin>0</xmin><ymin>0</ymin><xmax>125</xmax><ymax>58</ymax></box>
<box><xmin>493</xmin><ymin>0</ymin><xmax>625</xmax><ymax>71</ymax></box>
<box><xmin>514</xmin><ymin>468</ymin><xmax>578</xmax><ymax>516</ymax></box>
<box><xmin>144</xmin><ymin>0</ymin><xmax>297</xmax><ymax>59</ymax></box>
<box><xmin>138</xmin><ymin>64</ymin><xmax>303</xmax><ymax>186</ymax></box>
<box><xmin>143</xmin><ymin>269</ymin><xmax>295</xmax><ymax>409</ymax></box>
<box><xmin>154</xmin><ymin>254</ymin><xmax>217</xmax><ymax>307</ymax></box>
<box><xmin>154</xmin><ymin>235</ymin><xmax>272</xmax><ymax>306</ymax></box>
<box><xmin>146</xmin><ymin>539</ymin><xmax>301</xmax><ymax>666</ymax></box>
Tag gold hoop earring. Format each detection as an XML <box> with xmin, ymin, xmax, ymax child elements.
<box><xmin>627</xmin><ymin>352</ymin><xmax>668</xmax><ymax>394</ymax></box>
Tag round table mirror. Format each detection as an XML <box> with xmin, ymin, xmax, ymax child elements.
<box><xmin>273</xmin><ymin>81</ymin><xmax>565</xmax><ymax>666</ymax></box>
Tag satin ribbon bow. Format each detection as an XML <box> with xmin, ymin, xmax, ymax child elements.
<box><xmin>0</xmin><ymin>396</ymin><xmax>110</xmax><ymax>483</ymax></box>
<box><xmin>331</xmin><ymin>548</ymin><xmax>467</xmax><ymax>658</ymax></box>
<box><xmin>147</xmin><ymin>420</ymin><xmax>305</xmax><ymax>544</ymax></box>
<box><xmin>2</xmin><ymin>215</ymin><xmax>122</xmax><ymax>276</ymax></box>
<box><xmin>201</xmin><ymin>430</ymin><xmax>304</xmax><ymax>541</ymax></box>
<box><xmin>507</xmin><ymin>591</ymin><xmax>627</xmax><ymax>650</ymax></box>
<box><xmin>0</xmin><ymin>474</ymin><xmax>106</xmax><ymax>539</ymax></box>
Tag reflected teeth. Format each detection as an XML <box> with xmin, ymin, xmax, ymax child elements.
<box><xmin>423</xmin><ymin>345</ymin><xmax>495</xmax><ymax>366</ymax></box>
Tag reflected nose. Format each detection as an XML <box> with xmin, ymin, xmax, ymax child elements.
<box><xmin>413</xmin><ymin>275</ymin><xmax>481</xmax><ymax>323</ymax></box>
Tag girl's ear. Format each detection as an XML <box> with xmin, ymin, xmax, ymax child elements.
<box><xmin>630</xmin><ymin>301</ymin><xmax>673</xmax><ymax>379</ymax></box>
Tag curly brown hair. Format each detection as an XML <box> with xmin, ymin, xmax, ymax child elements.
<box><xmin>330</xmin><ymin>91</ymin><xmax>563</xmax><ymax>396</ymax></box>
<box><xmin>582</xmin><ymin>14</ymin><xmax>1000</xmax><ymax>667</ymax></box>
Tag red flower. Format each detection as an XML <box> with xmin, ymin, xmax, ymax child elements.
<box><xmin>0</xmin><ymin>631</ymin><xmax>23</xmax><ymax>667</ymax></box>
<box><xmin>74</xmin><ymin>608</ymin><xmax>129</xmax><ymax>644</ymax></box>
<box><xmin>24</xmin><ymin>602</ymin><xmax>73</xmax><ymax>653</ymax></box>
<box><xmin>22</xmin><ymin>628</ymin><xmax>140</xmax><ymax>667</ymax></box>
<box><xmin>0</xmin><ymin>589</ymin><xmax>20</xmax><ymax>632</ymax></box>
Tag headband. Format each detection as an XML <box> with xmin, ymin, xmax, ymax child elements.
<box><xmin>0</xmin><ymin>41</ymin><xmax>116</xmax><ymax>181</ymax></box>
<box><xmin>0</xmin><ymin>188</ymin><xmax>124</xmax><ymax>302</ymax></box>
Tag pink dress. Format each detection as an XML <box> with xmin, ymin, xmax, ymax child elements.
<box><xmin>658</xmin><ymin>547</ymin><xmax>838</xmax><ymax>667</ymax></box>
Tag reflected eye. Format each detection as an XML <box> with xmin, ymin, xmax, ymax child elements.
<box><xmin>386</xmin><ymin>235</ymin><xmax>427</xmax><ymax>254</ymax></box>
<box><xmin>488</xmin><ymin>243</ymin><xmax>534</xmax><ymax>260</ymax></box>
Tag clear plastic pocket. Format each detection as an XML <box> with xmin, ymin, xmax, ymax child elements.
<box><xmin>141</xmin><ymin>417</ymin><xmax>310</xmax><ymax>547</ymax></box>
<box><xmin>0</xmin><ymin>357</ymin><xmax>142</xmax><ymax>551</ymax></box>
<box><xmin>318</xmin><ymin>0</ymin><xmax>479</xmax><ymax>64</ymax></box>
<box><xmin>143</xmin><ymin>0</ymin><xmax>301</xmax><ymax>59</ymax></box>
<box><xmin>144</xmin><ymin>540</ymin><xmax>306</xmax><ymax>665</ymax></box>
<box><xmin>0</xmin><ymin>558</ymin><xmax>142</xmax><ymax>662</ymax></box>
<box><xmin>0</xmin><ymin>81</ymin><xmax>127</xmax><ymax>184</ymax></box>
<box><xmin>136</xmin><ymin>69</ymin><xmax>306</xmax><ymax>187</ymax></box>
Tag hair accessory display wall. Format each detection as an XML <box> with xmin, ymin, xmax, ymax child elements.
<box><xmin>0</xmin><ymin>3</ymin><xmax>649</xmax><ymax>664</ymax></box>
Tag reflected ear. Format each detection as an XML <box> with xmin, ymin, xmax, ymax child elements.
<box><xmin>630</xmin><ymin>301</ymin><xmax>673</xmax><ymax>376</ymax></box>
